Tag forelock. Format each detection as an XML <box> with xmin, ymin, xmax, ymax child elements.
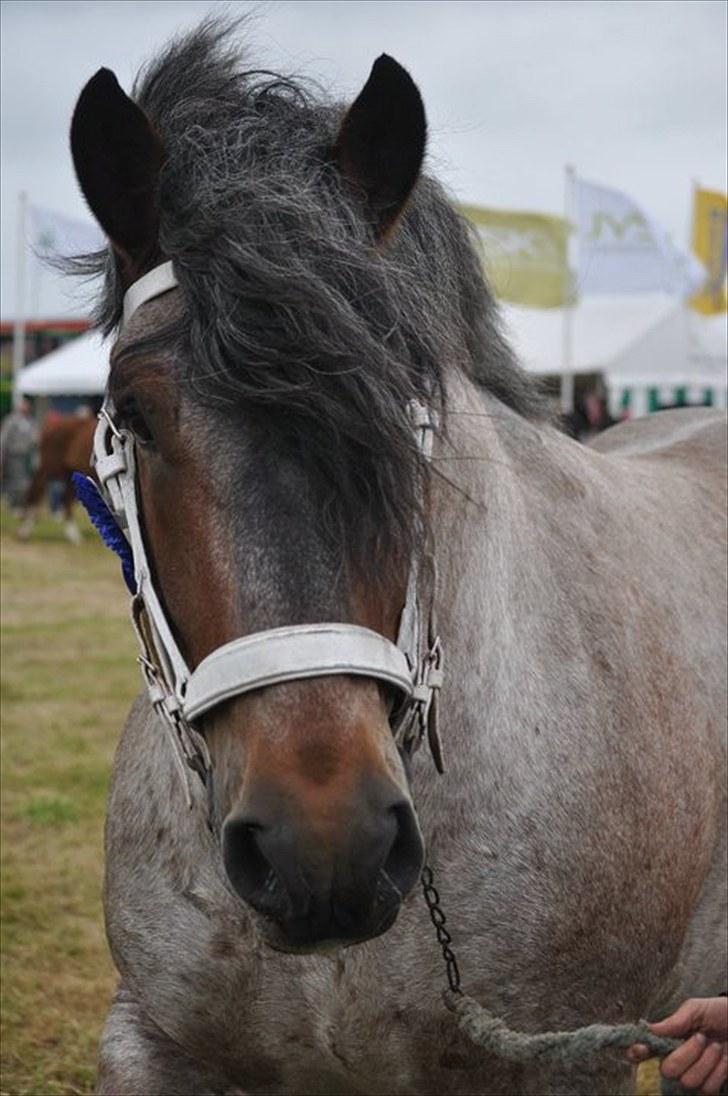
<box><xmin>72</xmin><ymin>16</ymin><xmax>547</xmax><ymax>581</ymax></box>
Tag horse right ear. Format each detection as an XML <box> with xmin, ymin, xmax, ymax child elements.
<box><xmin>70</xmin><ymin>68</ymin><xmax>163</xmax><ymax>277</ymax></box>
<box><xmin>334</xmin><ymin>54</ymin><xmax>426</xmax><ymax>240</ymax></box>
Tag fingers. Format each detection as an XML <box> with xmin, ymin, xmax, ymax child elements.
<box><xmin>676</xmin><ymin>1041</ymin><xmax>727</xmax><ymax>1096</ymax></box>
<box><xmin>649</xmin><ymin>998</ymin><xmax>708</xmax><ymax>1037</ymax></box>
<box><xmin>701</xmin><ymin>997</ymin><xmax>728</xmax><ymax>1039</ymax></box>
<box><xmin>700</xmin><ymin>1048</ymin><xmax>728</xmax><ymax>1096</ymax></box>
<box><xmin>626</xmin><ymin>1043</ymin><xmax>650</xmax><ymax>1063</ymax></box>
<box><xmin>661</xmin><ymin>1032</ymin><xmax>709</xmax><ymax>1079</ymax></box>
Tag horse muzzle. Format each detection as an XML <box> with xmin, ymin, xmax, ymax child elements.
<box><xmin>221</xmin><ymin>777</ymin><xmax>425</xmax><ymax>951</ymax></box>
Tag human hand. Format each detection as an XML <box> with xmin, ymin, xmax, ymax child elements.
<box><xmin>627</xmin><ymin>997</ymin><xmax>728</xmax><ymax>1096</ymax></box>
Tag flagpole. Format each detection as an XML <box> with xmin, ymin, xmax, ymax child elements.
<box><xmin>561</xmin><ymin>164</ymin><xmax>576</xmax><ymax>415</ymax></box>
<box><xmin>30</xmin><ymin>248</ymin><xmax>41</xmax><ymax>318</ymax></box>
<box><xmin>708</xmin><ymin>192</ymin><xmax>724</xmax><ymax>312</ymax></box>
<box><xmin>12</xmin><ymin>190</ymin><xmax>28</xmax><ymax>409</ymax></box>
<box><xmin>687</xmin><ymin>178</ymin><xmax>699</xmax><ymax>368</ymax></box>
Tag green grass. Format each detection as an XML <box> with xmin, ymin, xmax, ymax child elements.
<box><xmin>1</xmin><ymin>507</ymin><xmax>138</xmax><ymax>1095</ymax></box>
<box><xmin>18</xmin><ymin>796</ymin><xmax>80</xmax><ymax>826</ymax></box>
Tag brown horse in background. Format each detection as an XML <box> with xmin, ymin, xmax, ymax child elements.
<box><xmin>18</xmin><ymin>410</ymin><xmax>95</xmax><ymax>543</ymax></box>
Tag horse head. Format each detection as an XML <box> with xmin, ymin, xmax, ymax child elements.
<box><xmin>70</xmin><ymin>42</ymin><xmax>435</xmax><ymax>952</ymax></box>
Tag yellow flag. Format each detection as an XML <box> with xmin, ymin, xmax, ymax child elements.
<box><xmin>689</xmin><ymin>187</ymin><xmax>727</xmax><ymax>314</ymax></box>
<box><xmin>460</xmin><ymin>205</ymin><xmax>571</xmax><ymax>309</ymax></box>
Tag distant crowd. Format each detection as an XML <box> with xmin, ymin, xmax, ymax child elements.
<box><xmin>0</xmin><ymin>398</ymin><xmax>37</xmax><ymax>511</ymax></box>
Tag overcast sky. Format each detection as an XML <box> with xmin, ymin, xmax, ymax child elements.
<box><xmin>1</xmin><ymin>0</ymin><xmax>726</xmax><ymax>319</ymax></box>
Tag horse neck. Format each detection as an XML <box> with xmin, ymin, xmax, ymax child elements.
<box><xmin>420</xmin><ymin>372</ymin><xmax>595</xmax><ymax>805</ymax></box>
<box><xmin>432</xmin><ymin>370</ymin><xmax>579</xmax><ymax>588</ymax></box>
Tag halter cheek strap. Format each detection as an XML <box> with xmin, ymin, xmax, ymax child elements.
<box><xmin>93</xmin><ymin>260</ymin><xmax>444</xmax><ymax>805</ymax></box>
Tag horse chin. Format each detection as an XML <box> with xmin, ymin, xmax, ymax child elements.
<box><xmin>253</xmin><ymin>904</ymin><xmax>401</xmax><ymax>955</ymax></box>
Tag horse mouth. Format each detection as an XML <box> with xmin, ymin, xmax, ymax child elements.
<box><xmin>253</xmin><ymin>893</ymin><xmax>402</xmax><ymax>954</ymax></box>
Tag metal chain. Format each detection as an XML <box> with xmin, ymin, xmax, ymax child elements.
<box><xmin>421</xmin><ymin>863</ymin><xmax>462</xmax><ymax>997</ymax></box>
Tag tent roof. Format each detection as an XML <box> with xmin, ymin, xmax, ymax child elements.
<box><xmin>15</xmin><ymin>330</ymin><xmax>109</xmax><ymax>396</ymax></box>
<box><xmin>605</xmin><ymin>303</ymin><xmax>727</xmax><ymax>390</ymax></box>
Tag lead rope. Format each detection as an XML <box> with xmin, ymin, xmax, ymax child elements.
<box><xmin>420</xmin><ymin>862</ymin><xmax>681</xmax><ymax>1066</ymax></box>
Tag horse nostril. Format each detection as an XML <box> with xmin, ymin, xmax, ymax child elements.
<box><xmin>381</xmin><ymin>801</ymin><xmax>425</xmax><ymax>900</ymax></box>
<box><xmin>223</xmin><ymin>817</ymin><xmax>279</xmax><ymax>909</ymax></box>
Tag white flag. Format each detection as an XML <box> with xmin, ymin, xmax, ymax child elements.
<box><xmin>28</xmin><ymin>204</ymin><xmax>105</xmax><ymax>259</ymax></box>
<box><xmin>575</xmin><ymin>177</ymin><xmax>704</xmax><ymax>296</ymax></box>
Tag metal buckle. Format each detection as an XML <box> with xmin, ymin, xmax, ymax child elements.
<box><xmin>422</xmin><ymin>636</ymin><xmax>445</xmax><ymax>774</ymax></box>
<box><xmin>133</xmin><ymin>599</ymin><xmax>209</xmax><ymax>806</ymax></box>
<box><xmin>394</xmin><ymin>635</ymin><xmax>445</xmax><ymax>773</ymax></box>
<box><xmin>99</xmin><ymin>404</ymin><xmax>123</xmax><ymax>440</ymax></box>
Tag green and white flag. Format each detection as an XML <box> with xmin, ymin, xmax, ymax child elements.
<box><xmin>575</xmin><ymin>178</ymin><xmax>703</xmax><ymax>296</ymax></box>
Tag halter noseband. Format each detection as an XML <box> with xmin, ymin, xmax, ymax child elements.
<box><xmin>93</xmin><ymin>262</ymin><xmax>444</xmax><ymax>805</ymax></box>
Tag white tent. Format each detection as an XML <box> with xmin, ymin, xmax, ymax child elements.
<box><xmin>500</xmin><ymin>293</ymin><xmax>727</xmax><ymax>417</ymax></box>
<box><xmin>15</xmin><ymin>330</ymin><xmax>110</xmax><ymax>396</ymax></box>
<box><xmin>604</xmin><ymin>305</ymin><xmax>727</xmax><ymax>417</ymax></box>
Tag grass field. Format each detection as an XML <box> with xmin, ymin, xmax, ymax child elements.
<box><xmin>1</xmin><ymin>508</ymin><xmax>137</xmax><ymax>1096</ymax></box>
<box><xmin>0</xmin><ymin>505</ymin><xmax>662</xmax><ymax>1096</ymax></box>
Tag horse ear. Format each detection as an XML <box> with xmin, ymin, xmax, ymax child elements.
<box><xmin>334</xmin><ymin>54</ymin><xmax>426</xmax><ymax>239</ymax></box>
<box><xmin>70</xmin><ymin>68</ymin><xmax>163</xmax><ymax>275</ymax></box>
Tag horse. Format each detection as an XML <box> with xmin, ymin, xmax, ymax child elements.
<box><xmin>69</xmin><ymin>21</ymin><xmax>726</xmax><ymax>1096</ymax></box>
<box><xmin>17</xmin><ymin>409</ymin><xmax>96</xmax><ymax>543</ymax></box>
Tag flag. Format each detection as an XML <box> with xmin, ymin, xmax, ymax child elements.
<box><xmin>689</xmin><ymin>187</ymin><xmax>727</xmax><ymax>314</ymax></box>
<box><xmin>28</xmin><ymin>204</ymin><xmax>104</xmax><ymax>260</ymax></box>
<box><xmin>574</xmin><ymin>177</ymin><xmax>704</xmax><ymax>297</ymax></box>
<box><xmin>461</xmin><ymin>205</ymin><xmax>570</xmax><ymax>308</ymax></box>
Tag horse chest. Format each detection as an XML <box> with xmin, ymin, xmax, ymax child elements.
<box><xmin>236</xmin><ymin>969</ymin><xmax>496</xmax><ymax>1096</ymax></box>
<box><xmin>208</xmin><ymin>949</ymin><xmax>420</xmax><ymax>1092</ymax></box>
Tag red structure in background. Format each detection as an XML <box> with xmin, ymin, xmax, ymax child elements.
<box><xmin>0</xmin><ymin>318</ymin><xmax>91</xmax><ymax>416</ymax></box>
<box><xmin>0</xmin><ymin>318</ymin><xmax>90</xmax><ymax>367</ymax></box>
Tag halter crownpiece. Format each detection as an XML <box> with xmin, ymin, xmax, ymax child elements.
<box><xmin>93</xmin><ymin>260</ymin><xmax>444</xmax><ymax>804</ymax></box>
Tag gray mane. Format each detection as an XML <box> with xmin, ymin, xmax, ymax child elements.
<box><xmin>76</xmin><ymin>18</ymin><xmax>546</xmax><ymax>574</ymax></box>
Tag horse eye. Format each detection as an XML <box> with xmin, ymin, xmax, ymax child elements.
<box><xmin>117</xmin><ymin>397</ymin><xmax>155</xmax><ymax>446</ymax></box>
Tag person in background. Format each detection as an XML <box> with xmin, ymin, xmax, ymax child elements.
<box><xmin>627</xmin><ymin>996</ymin><xmax>728</xmax><ymax>1096</ymax></box>
<box><xmin>563</xmin><ymin>386</ymin><xmax>617</xmax><ymax>443</ymax></box>
<box><xmin>0</xmin><ymin>397</ymin><xmax>38</xmax><ymax>512</ymax></box>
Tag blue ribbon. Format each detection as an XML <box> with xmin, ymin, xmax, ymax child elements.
<box><xmin>72</xmin><ymin>472</ymin><xmax>136</xmax><ymax>594</ymax></box>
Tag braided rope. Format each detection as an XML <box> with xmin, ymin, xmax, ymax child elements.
<box><xmin>446</xmin><ymin>992</ymin><xmax>681</xmax><ymax>1066</ymax></box>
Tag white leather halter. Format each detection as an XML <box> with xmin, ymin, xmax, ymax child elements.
<box><xmin>94</xmin><ymin>261</ymin><xmax>444</xmax><ymax>805</ymax></box>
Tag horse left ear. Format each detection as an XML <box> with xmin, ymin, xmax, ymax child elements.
<box><xmin>334</xmin><ymin>54</ymin><xmax>426</xmax><ymax>239</ymax></box>
<box><xmin>70</xmin><ymin>67</ymin><xmax>164</xmax><ymax>278</ymax></box>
